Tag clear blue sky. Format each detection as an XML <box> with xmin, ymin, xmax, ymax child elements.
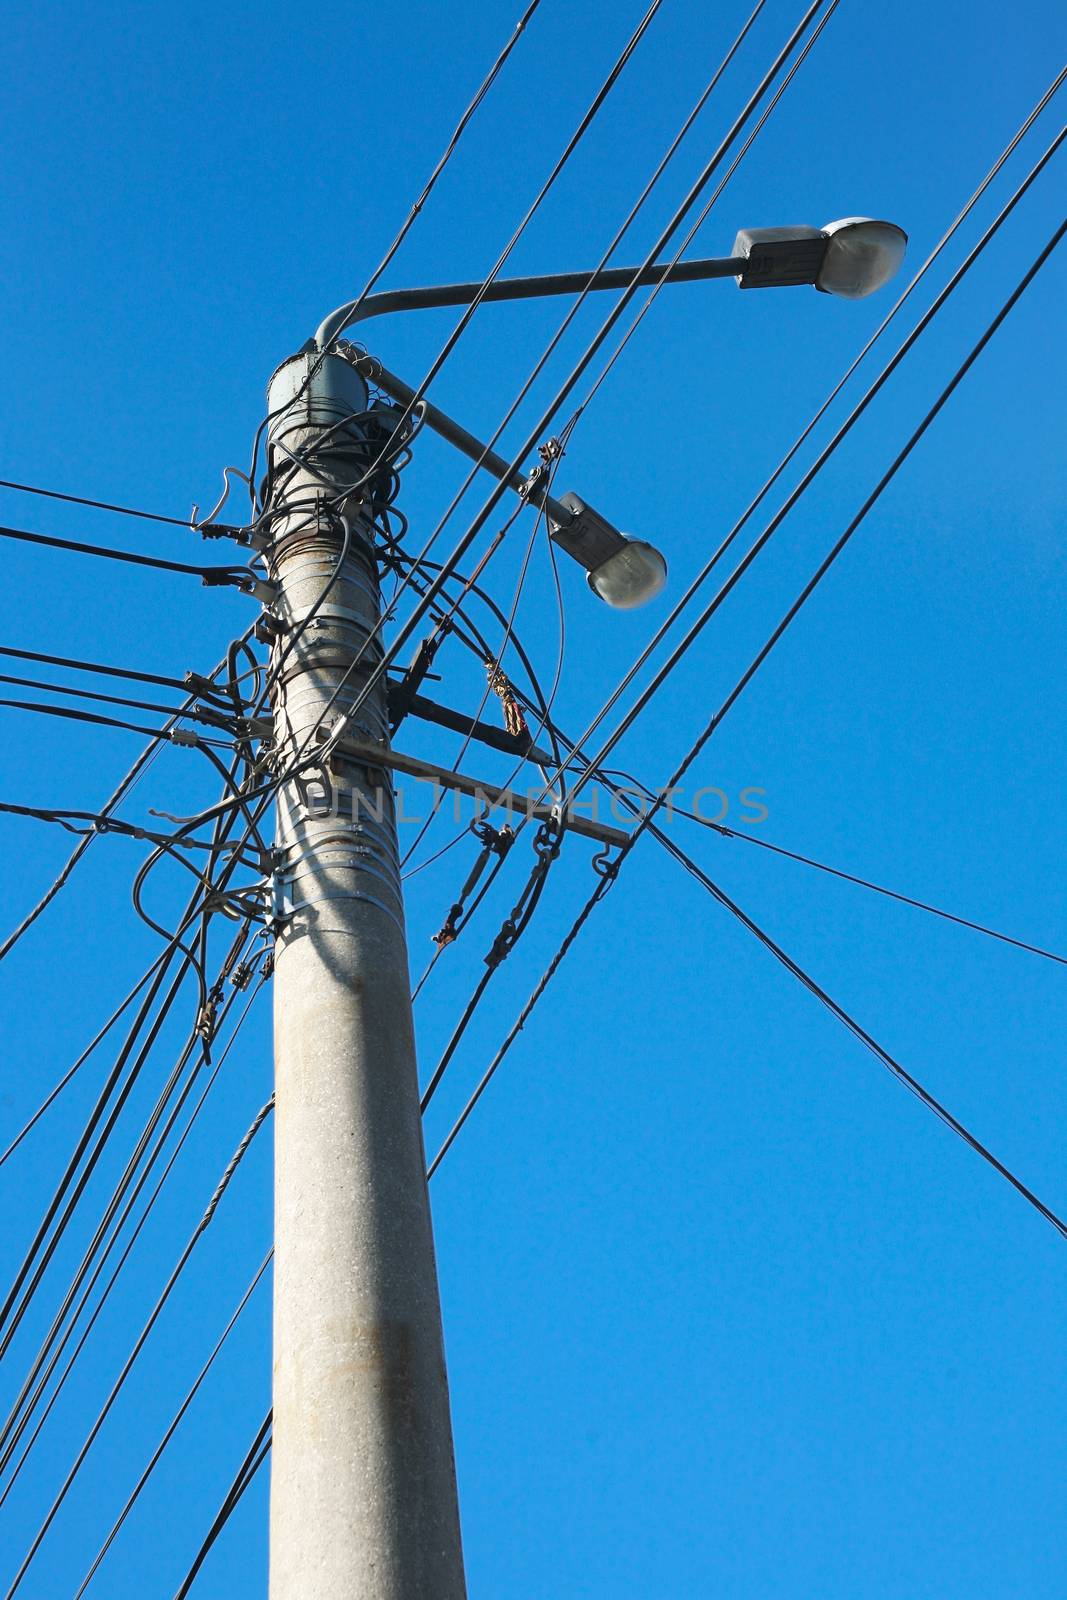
<box><xmin>1</xmin><ymin>2</ymin><xmax>1065</xmax><ymax>1595</ymax></box>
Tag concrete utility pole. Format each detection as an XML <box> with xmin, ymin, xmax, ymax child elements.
<box><xmin>264</xmin><ymin>349</ymin><xmax>466</xmax><ymax>1599</ymax></box>
<box><xmin>257</xmin><ymin>221</ymin><xmax>908</xmax><ymax>1595</ymax></box>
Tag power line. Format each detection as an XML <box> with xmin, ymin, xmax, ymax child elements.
<box><xmin>171</xmin><ymin>1409</ymin><xmax>273</xmax><ymax>1600</ymax></box>
<box><xmin>310</xmin><ymin>0</ymin><xmax>831</xmax><ymax>772</ymax></box>
<box><xmin>524</xmin><ymin>122</ymin><xmax>1067</xmax><ymax>827</ymax></box>
<box><xmin>0</xmin><ymin>477</ymin><xmax>217</xmax><ymax>531</ymax></box>
<box><xmin>605</xmin><ymin>768</ymin><xmax>1067</xmax><ymax>967</ymax></box>
<box><xmin>0</xmin><ymin>780</ymin><xmax>254</xmax><ymax>1350</ymax></box>
<box><xmin>0</xmin><ymin>642</ymin><xmax>231</xmax><ymax>701</ymax></box>
<box><xmin>426</xmin><ymin>211</ymin><xmax>1066</xmax><ymax>1223</ymax></box>
<box><xmin>0</xmin><ymin>632</ymin><xmax>253</xmax><ymax>963</ymax></box>
<box><xmin>217</xmin><ymin>0</ymin><xmax>816</xmax><ymax>854</ymax></box>
<box><xmin>656</xmin><ymin>834</ymin><xmax>1067</xmax><ymax>1240</ymax></box>
<box><xmin>0</xmin><ymin>961</ymin><xmax>267</xmax><ymax>1499</ymax></box>
<box><xmin>499</xmin><ymin>76</ymin><xmax>1067</xmax><ymax>842</ymax></box>
<box><xmin>136</xmin><ymin>1</ymin><xmax>830</xmax><ymax>883</ymax></box>
<box><xmin>686</xmin><ymin>813</ymin><xmax>1067</xmax><ymax>967</ymax></box>
<box><xmin>0</xmin><ymin>696</ymin><xmax>233</xmax><ymax>746</ymax></box>
<box><xmin>74</xmin><ymin>1248</ymin><xmax>273</xmax><ymax>1597</ymax></box>
<box><xmin>0</xmin><ymin>521</ymin><xmax>254</xmax><ymax>585</ymax></box>
<box><xmin>3</xmin><ymin>1096</ymin><xmax>275</xmax><ymax>1597</ymax></box>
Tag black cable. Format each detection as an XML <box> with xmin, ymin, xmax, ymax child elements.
<box><xmin>399</xmin><ymin>450</ymin><xmax>564</xmax><ymax>869</ymax></box>
<box><xmin>420</xmin><ymin>812</ymin><xmax>566</xmax><ymax>1113</ymax></box>
<box><xmin>0</xmin><ymin>769</ymin><xmax>253</xmax><ymax>1351</ymax></box>
<box><xmin>0</xmin><ymin>672</ymin><xmax>237</xmax><ymax>728</ymax></box>
<box><xmin>164</xmin><ymin>2</ymin><xmax>812</xmax><ymax>872</ymax></box>
<box><xmin>0</xmin><ymin>477</ymin><xmax>218</xmax><ymax>531</ymax></box>
<box><xmin>310</xmin><ymin>1</ymin><xmax>829</xmax><ymax>773</ymax></box>
<box><xmin>171</xmin><ymin>1410</ymin><xmax>273</xmax><ymax>1600</ymax></box>
<box><xmin>3</xmin><ymin>1096</ymin><xmax>275</xmax><ymax>1597</ymax></box>
<box><xmin>427</xmin><ymin>782</ymin><xmax>1067</xmax><ymax>1240</ymax></box>
<box><xmin>427</xmin><ymin>215</ymin><xmax>1067</xmax><ymax>1207</ymax></box>
<box><xmin>519</xmin><ymin>121</ymin><xmax>1067</xmax><ymax>830</ymax></box>
<box><xmin>0</xmin><ymin>957</ymin><xmax>263</xmax><ymax>1497</ymax></box>
<box><xmin>243</xmin><ymin>0</ymin><xmax>548</xmax><ymax>506</ymax></box>
<box><xmin>655</xmin><ymin>834</ymin><xmax>1067</xmax><ymax>1240</ymax></box>
<box><xmin>0</xmin><ymin>643</ymin><xmax>229</xmax><ymax>701</ymax></box>
<box><xmin>74</xmin><ymin>1248</ymin><xmax>273</xmax><ymax>1597</ymax></box>
<box><xmin>105</xmin><ymin>3</ymin><xmax>833</xmax><ymax>996</ymax></box>
<box><xmin>0</xmin><ymin>630</ymin><xmax>253</xmax><ymax>964</ymax></box>
<box><xmin>661</xmin><ymin>798</ymin><xmax>1067</xmax><ymax>967</ymax></box>
<box><xmin>0</xmin><ymin>953</ymin><xmax>169</xmax><ymax>1169</ymax></box>
<box><xmin>229</xmin><ymin>0</ymin><xmax>770</xmax><ymax>826</ymax></box>
<box><xmin>0</xmin><ymin>521</ymin><xmax>253</xmax><ymax>585</ymax></box>
<box><xmin>0</xmin><ymin>696</ymin><xmax>230</xmax><ymax>746</ymax></box>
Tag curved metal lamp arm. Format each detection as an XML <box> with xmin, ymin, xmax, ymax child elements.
<box><xmin>314</xmin><ymin>255</ymin><xmax>746</xmax><ymax>349</ymax></box>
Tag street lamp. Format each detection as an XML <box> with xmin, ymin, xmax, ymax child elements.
<box><xmin>314</xmin><ymin>213</ymin><xmax>907</xmax><ymax>608</ymax></box>
<box><xmin>731</xmin><ymin>217</ymin><xmax>908</xmax><ymax>298</ymax></box>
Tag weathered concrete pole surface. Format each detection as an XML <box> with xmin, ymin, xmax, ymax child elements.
<box><xmin>265</xmin><ymin>350</ymin><xmax>466</xmax><ymax>1600</ymax></box>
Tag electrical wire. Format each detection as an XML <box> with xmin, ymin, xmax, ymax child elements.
<box><xmin>0</xmin><ymin>672</ymin><xmax>240</xmax><ymax>728</ymax></box>
<box><xmin>0</xmin><ymin>521</ymin><xmax>255</xmax><ymax>586</ymax></box>
<box><xmin>74</xmin><ymin>1247</ymin><xmax>273</xmax><ymax>1597</ymax></box>
<box><xmin>241</xmin><ymin>0</ymin><xmax>549</xmax><ymax>511</ymax></box>
<box><xmin>294</xmin><ymin>0</ymin><xmax>815</xmax><ymax>779</ymax></box>
<box><xmin>0</xmin><ymin>643</ymin><xmax>230</xmax><ymax>701</ymax></box>
<box><xmin>171</xmin><ymin>1409</ymin><xmax>273</xmax><ymax>1600</ymax></box>
<box><xmin>514</xmin><ymin>121</ymin><xmax>1067</xmax><ymax>836</ymax></box>
<box><xmin>0</xmin><ymin>766</ymin><xmax>255</xmax><ymax>1350</ymax></box>
<box><xmin>0</xmin><ymin>628</ymin><xmax>256</xmax><ymax>963</ymax></box>
<box><xmin>426</xmin><ymin>212</ymin><xmax>1067</xmax><ymax>1217</ymax></box>
<box><xmin>651</xmin><ymin>792</ymin><xmax>1067</xmax><ymax>967</ymax></box>
<box><xmin>218</xmin><ymin>0</ymin><xmax>778</xmax><ymax>845</ymax></box>
<box><xmin>0</xmin><ymin>956</ymin><xmax>266</xmax><ymax>1498</ymax></box>
<box><xmin>0</xmin><ymin>477</ymin><xmax>219</xmax><ymax>531</ymax></box>
<box><xmin>3</xmin><ymin>1096</ymin><xmax>275</xmax><ymax>1598</ymax></box>
<box><xmin>139</xmin><ymin>2</ymin><xmax>826</xmax><ymax>880</ymax></box>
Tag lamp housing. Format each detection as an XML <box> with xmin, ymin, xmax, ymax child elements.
<box><xmin>549</xmin><ymin>492</ymin><xmax>667</xmax><ymax>610</ymax></box>
<box><xmin>731</xmin><ymin>217</ymin><xmax>907</xmax><ymax>298</ymax></box>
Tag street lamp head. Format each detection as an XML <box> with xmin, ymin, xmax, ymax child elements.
<box><xmin>587</xmin><ymin>537</ymin><xmax>668</xmax><ymax>610</ymax></box>
<box><xmin>816</xmin><ymin>218</ymin><xmax>908</xmax><ymax>299</ymax></box>
<box><xmin>732</xmin><ymin>218</ymin><xmax>907</xmax><ymax>298</ymax></box>
<box><xmin>548</xmin><ymin>492</ymin><xmax>667</xmax><ymax>609</ymax></box>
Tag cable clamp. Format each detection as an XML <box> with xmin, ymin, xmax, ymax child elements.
<box><xmin>432</xmin><ymin>904</ymin><xmax>464</xmax><ymax>949</ymax></box>
<box><xmin>471</xmin><ymin>818</ymin><xmax>515</xmax><ymax>858</ymax></box>
<box><xmin>592</xmin><ymin>848</ymin><xmax>620</xmax><ymax>881</ymax></box>
<box><xmin>169</xmin><ymin>727</ymin><xmax>201</xmax><ymax>747</ymax></box>
<box><xmin>533</xmin><ymin>815</ymin><xmax>564</xmax><ymax>862</ymax></box>
<box><xmin>485</xmin><ymin>917</ymin><xmax>518</xmax><ymax>970</ymax></box>
<box><xmin>518</xmin><ymin>463</ymin><xmax>544</xmax><ymax>501</ymax></box>
<box><xmin>196</xmin><ymin>996</ymin><xmax>219</xmax><ymax>1044</ymax></box>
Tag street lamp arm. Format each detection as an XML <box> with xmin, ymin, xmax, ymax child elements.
<box><xmin>352</xmin><ymin>354</ymin><xmax>572</xmax><ymax>526</ymax></box>
<box><xmin>314</xmin><ymin>254</ymin><xmax>746</xmax><ymax>349</ymax></box>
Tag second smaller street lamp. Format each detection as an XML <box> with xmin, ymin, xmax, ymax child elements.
<box><xmin>351</xmin><ymin>357</ymin><xmax>670</xmax><ymax>610</ymax></box>
<box><xmin>547</xmin><ymin>492</ymin><xmax>667</xmax><ymax>610</ymax></box>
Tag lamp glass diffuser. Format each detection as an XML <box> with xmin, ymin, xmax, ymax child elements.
<box><xmin>816</xmin><ymin>218</ymin><xmax>907</xmax><ymax>299</ymax></box>
<box><xmin>588</xmin><ymin>538</ymin><xmax>667</xmax><ymax>609</ymax></box>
